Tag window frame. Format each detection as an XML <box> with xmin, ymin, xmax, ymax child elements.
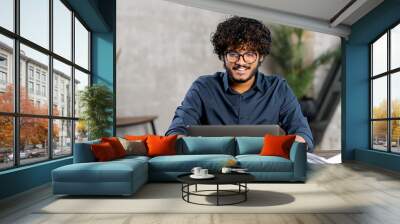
<box><xmin>370</xmin><ymin>20</ymin><xmax>400</xmax><ymax>154</ymax></box>
<box><xmin>0</xmin><ymin>0</ymin><xmax>92</xmax><ymax>171</ymax></box>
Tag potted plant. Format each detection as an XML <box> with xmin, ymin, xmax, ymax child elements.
<box><xmin>269</xmin><ymin>25</ymin><xmax>340</xmax><ymax>119</ymax></box>
<box><xmin>79</xmin><ymin>84</ymin><xmax>114</xmax><ymax>140</ymax></box>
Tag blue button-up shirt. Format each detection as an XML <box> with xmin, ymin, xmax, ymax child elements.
<box><xmin>165</xmin><ymin>70</ymin><xmax>314</xmax><ymax>150</ymax></box>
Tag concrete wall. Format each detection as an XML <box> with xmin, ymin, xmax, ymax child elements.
<box><xmin>116</xmin><ymin>0</ymin><xmax>269</xmax><ymax>136</ymax></box>
<box><xmin>116</xmin><ymin>0</ymin><xmax>341</xmax><ymax>151</ymax></box>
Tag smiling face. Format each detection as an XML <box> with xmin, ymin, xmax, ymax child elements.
<box><xmin>223</xmin><ymin>46</ymin><xmax>264</xmax><ymax>84</ymax></box>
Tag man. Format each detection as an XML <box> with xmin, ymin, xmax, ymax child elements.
<box><xmin>165</xmin><ymin>16</ymin><xmax>314</xmax><ymax>151</ymax></box>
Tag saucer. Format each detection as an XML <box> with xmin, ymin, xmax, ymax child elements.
<box><xmin>190</xmin><ymin>174</ymin><xmax>215</xmax><ymax>179</ymax></box>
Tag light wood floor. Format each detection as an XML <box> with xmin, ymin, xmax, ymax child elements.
<box><xmin>1</xmin><ymin>161</ymin><xmax>400</xmax><ymax>224</ymax></box>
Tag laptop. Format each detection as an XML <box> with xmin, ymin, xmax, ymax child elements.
<box><xmin>186</xmin><ymin>124</ymin><xmax>286</xmax><ymax>137</ymax></box>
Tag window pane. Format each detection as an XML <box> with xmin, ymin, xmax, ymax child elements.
<box><xmin>391</xmin><ymin>72</ymin><xmax>400</xmax><ymax>118</ymax></box>
<box><xmin>20</xmin><ymin>117</ymin><xmax>49</xmax><ymax>165</ymax></box>
<box><xmin>53</xmin><ymin>59</ymin><xmax>72</xmax><ymax>117</ymax></box>
<box><xmin>391</xmin><ymin>120</ymin><xmax>400</xmax><ymax>153</ymax></box>
<box><xmin>0</xmin><ymin>116</ymin><xmax>13</xmax><ymax>170</ymax></box>
<box><xmin>0</xmin><ymin>0</ymin><xmax>14</xmax><ymax>31</ymax></box>
<box><xmin>74</xmin><ymin>17</ymin><xmax>89</xmax><ymax>70</ymax></box>
<box><xmin>372</xmin><ymin>33</ymin><xmax>387</xmax><ymax>76</ymax></box>
<box><xmin>53</xmin><ymin>119</ymin><xmax>72</xmax><ymax>158</ymax></box>
<box><xmin>0</xmin><ymin>34</ymin><xmax>14</xmax><ymax>112</ymax></box>
<box><xmin>20</xmin><ymin>0</ymin><xmax>49</xmax><ymax>49</ymax></box>
<box><xmin>372</xmin><ymin>77</ymin><xmax>387</xmax><ymax>119</ymax></box>
<box><xmin>74</xmin><ymin>69</ymin><xmax>89</xmax><ymax>118</ymax></box>
<box><xmin>53</xmin><ymin>0</ymin><xmax>72</xmax><ymax>60</ymax></box>
<box><xmin>75</xmin><ymin>120</ymin><xmax>88</xmax><ymax>143</ymax></box>
<box><xmin>372</xmin><ymin>121</ymin><xmax>388</xmax><ymax>151</ymax></box>
<box><xmin>392</xmin><ymin>24</ymin><xmax>400</xmax><ymax>70</ymax></box>
<box><xmin>20</xmin><ymin>44</ymin><xmax>49</xmax><ymax>115</ymax></box>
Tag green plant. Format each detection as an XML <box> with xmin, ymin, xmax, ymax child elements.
<box><xmin>269</xmin><ymin>25</ymin><xmax>341</xmax><ymax>98</ymax></box>
<box><xmin>79</xmin><ymin>84</ymin><xmax>113</xmax><ymax>140</ymax></box>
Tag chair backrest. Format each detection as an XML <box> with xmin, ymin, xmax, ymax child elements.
<box><xmin>186</xmin><ymin>124</ymin><xmax>286</xmax><ymax>137</ymax></box>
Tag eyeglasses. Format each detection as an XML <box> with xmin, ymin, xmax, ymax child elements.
<box><xmin>225</xmin><ymin>51</ymin><xmax>258</xmax><ymax>64</ymax></box>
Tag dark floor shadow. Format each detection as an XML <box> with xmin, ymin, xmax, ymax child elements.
<box><xmin>55</xmin><ymin>183</ymin><xmax>182</xmax><ymax>200</ymax></box>
<box><xmin>202</xmin><ymin>190</ymin><xmax>295</xmax><ymax>207</ymax></box>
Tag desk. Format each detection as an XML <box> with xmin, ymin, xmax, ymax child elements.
<box><xmin>116</xmin><ymin>115</ymin><xmax>157</xmax><ymax>134</ymax></box>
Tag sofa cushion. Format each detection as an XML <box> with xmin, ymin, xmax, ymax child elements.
<box><xmin>236</xmin><ymin>155</ymin><xmax>293</xmax><ymax>172</ymax></box>
<box><xmin>179</xmin><ymin>137</ymin><xmax>235</xmax><ymax>155</ymax></box>
<box><xmin>52</xmin><ymin>158</ymin><xmax>147</xmax><ymax>183</ymax></box>
<box><xmin>73</xmin><ymin>139</ymin><xmax>101</xmax><ymax>163</ymax></box>
<box><xmin>114</xmin><ymin>155</ymin><xmax>150</xmax><ymax>163</ymax></box>
<box><xmin>148</xmin><ymin>154</ymin><xmax>235</xmax><ymax>172</ymax></box>
<box><xmin>235</xmin><ymin>137</ymin><xmax>263</xmax><ymax>155</ymax></box>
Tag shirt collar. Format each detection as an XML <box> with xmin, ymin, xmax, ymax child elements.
<box><xmin>222</xmin><ymin>70</ymin><xmax>264</xmax><ymax>93</ymax></box>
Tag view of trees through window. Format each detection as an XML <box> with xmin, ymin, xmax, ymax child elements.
<box><xmin>0</xmin><ymin>0</ymin><xmax>91</xmax><ymax>170</ymax></box>
<box><xmin>371</xmin><ymin>23</ymin><xmax>400</xmax><ymax>153</ymax></box>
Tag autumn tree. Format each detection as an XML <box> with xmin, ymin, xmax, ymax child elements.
<box><xmin>0</xmin><ymin>85</ymin><xmax>13</xmax><ymax>150</ymax></box>
<box><xmin>372</xmin><ymin>99</ymin><xmax>400</xmax><ymax>143</ymax></box>
<box><xmin>0</xmin><ymin>84</ymin><xmax>60</xmax><ymax>152</ymax></box>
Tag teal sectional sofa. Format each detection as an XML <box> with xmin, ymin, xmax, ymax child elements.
<box><xmin>52</xmin><ymin>137</ymin><xmax>307</xmax><ymax>196</ymax></box>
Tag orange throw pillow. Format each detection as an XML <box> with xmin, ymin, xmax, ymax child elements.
<box><xmin>91</xmin><ymin>142</ymin><xmax>117</xmax><ymax>161</ymax></box>
<box><xmin>101</xmin><ymin>137</ymin><xmax>127</xmax><ymax>158</ymax></box>
<box><xmin>260</xmin><ymin>134</ymin><xmax>296</xmax><ymax>159</ymax></box>
<box><xmin>146</xmin><ymin>135</ymin><xmax>178</xmax><ymax>157</ymax></box>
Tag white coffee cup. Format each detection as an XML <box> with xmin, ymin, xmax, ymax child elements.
<box><xmin>199</xmin><ymin>169</ymin><xmax>208</xmax><ymax>176</ymax></box>
<box><xmin>191</xmin><ymin>167</ymin><xmax>202</xmax><ymax>176</ymax></box>
<box><xmin>221</xmin><ymin>167</ymin><xmax>232</xmax><ymax>174</ymax></box>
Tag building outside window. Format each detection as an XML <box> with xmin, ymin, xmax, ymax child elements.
<box><xmin>42</xmin><ymin>85</ymin><xmax>46</xmax><ymax>97</ymax></box>
<box><xmin>28</xmin><ymin>81</ymin><xmax>34</xmax><ymax>94</ymax></box>
<box><xmin>0</xmin><ymin>71</ymin><xmax>6</xmax><ymax>85</ymax></box>
<box><xmin>35</xmin><ymin>70</ymin><xmax>40</xmax><ymax>81</ymax></box>
<box><xmin>28</xmin><ymin>66</ymin><xmax>34</xmax><ymax>80</ymax></box>
<box><xmin>41</xmin><ymin>73</ymin><xmax>46</xmax><ymax>83</ymax></box>
<box><xmin>54</xmin><ymin>88</ymin><xmax>58</xmax><ymax>102</ymax></box>
<box><xmin>0</xmin><ymin>54</ymin><xmax>7</xmax><ymax>67</ymax></box>
<box><xmin>0</xmin><ymin>0</ymin><xmax>91</xmax><ymax>170</ymax></box>
<box><xmin>0</xmin><ymin>54</ymin><xmax>7</xmax><ymax>88</ymax></box>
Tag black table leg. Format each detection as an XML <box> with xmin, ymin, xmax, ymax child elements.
<box><xmin>245</xmin><ymin>183</ymin><xmax>247</xmax><ymax>201</ymax></box>
<box><xmin>181</xmin><ymin>184</ymin><xmax>183</xmax><ymax>199</ymax></box>
<box><xmin>195</xmin><ymin>184</ymin><xmax>197</xmax><ymax>192</ymax></box>
<box><xmin>187</xmin><ymin>184</ymin><xmax>190</xmax><ymax>202</ymax></box>
<box><xmin>217</xmin><ymin>184</ymin><xmax>219</xmax><ymax>206</ymax></box>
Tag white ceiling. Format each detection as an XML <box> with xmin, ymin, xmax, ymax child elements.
<box><xmin>226</xmin><ymin>0</ymin><xmax>353</xmax><ymax>22</ymax></box>
<box><xmin>164</xmin><ymin>0</ymin><xmax>384</xmax><ymax>38</ymax></box>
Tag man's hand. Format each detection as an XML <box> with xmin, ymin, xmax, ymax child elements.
<box><xmin>295</xmin><ymin>135</ymin><xmax>306</xmax><ymax>143</ymax></box>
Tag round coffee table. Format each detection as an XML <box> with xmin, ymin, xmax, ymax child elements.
<box><xmin>177</xmin><ymin>172</ymin><xmax>255</xmax><ymax>206</ymax></box>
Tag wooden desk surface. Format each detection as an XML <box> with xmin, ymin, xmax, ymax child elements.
<box><xmin>116</xmin><ymin>115</ymin><xmax>158</xmax><ymax>127</ymax></box>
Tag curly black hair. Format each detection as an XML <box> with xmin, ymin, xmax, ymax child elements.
<box><xmin>211</xmin><ymin>16</ymin><xmax>272</xmax><ymax>61</ymax></box>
